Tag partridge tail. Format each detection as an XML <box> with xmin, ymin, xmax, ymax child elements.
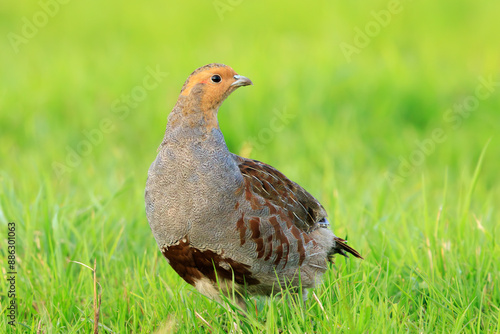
<box><xmin>330</xmin><ymin>237</ymin><xmax>363</xmax><ymax>260</ymax></box>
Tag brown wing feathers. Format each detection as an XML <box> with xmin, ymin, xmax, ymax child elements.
<box><xmin>235</xmin><ymin>155</ymin><xmax>363</xmax><ymax>261</ymax></box>
<box><xmin>234</xmin><ymin>155</ymin><xmax>325</xmax><ymax>233</ymax></box>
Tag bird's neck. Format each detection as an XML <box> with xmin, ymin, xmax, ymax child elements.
<box><xmin>160</xmin><ymin>97</ymin><xmax>228</xmax><ymax>152</ymax></box>
<box><xmin>168</xmin><ymin>94</ymin><xmax>220</xmax><ymax>129</ymax></box>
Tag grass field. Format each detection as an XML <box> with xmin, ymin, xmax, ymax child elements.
<box><xmin>1</xmin><ymin>0</ymin><xmax>499</xmax><ymax>332</ymax></box>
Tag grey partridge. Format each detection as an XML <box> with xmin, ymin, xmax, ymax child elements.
<box><xmin>145</xmin><ymin>63</ymin><xmax>362</xmax><ymax>304</ymax></box>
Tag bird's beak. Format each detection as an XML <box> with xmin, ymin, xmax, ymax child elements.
<box><xmin>231</xmin><ymin>75</ymin><xmax>253</xmax><ymax>87</ymax></box>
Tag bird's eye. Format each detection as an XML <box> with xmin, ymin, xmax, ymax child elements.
<box><xmin>211</xmin><ymin>75</ymin><xmax>222</xmax><ymax>83</ymax></box>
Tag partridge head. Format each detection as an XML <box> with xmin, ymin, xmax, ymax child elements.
<box><xmin>145</xmin><ymin>63</ymin><xmax>362</xmax><ymax>306</ymax></box>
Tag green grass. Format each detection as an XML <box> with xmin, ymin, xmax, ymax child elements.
<box><xmin>1</xmin><ymin>0</ymin><xmax>500</xmax><ymax>332</ymax></box>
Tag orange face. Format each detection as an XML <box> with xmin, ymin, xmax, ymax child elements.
<box><xmin>180</xmin><ymin>64</ymin><xmax>252</xmax><ymax>111</ymax></box>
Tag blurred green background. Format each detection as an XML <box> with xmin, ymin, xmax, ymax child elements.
<box><xmin>1</xmin><ymin>0</ymin><xmax>499</xmax><ymax>332</ymax></box>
